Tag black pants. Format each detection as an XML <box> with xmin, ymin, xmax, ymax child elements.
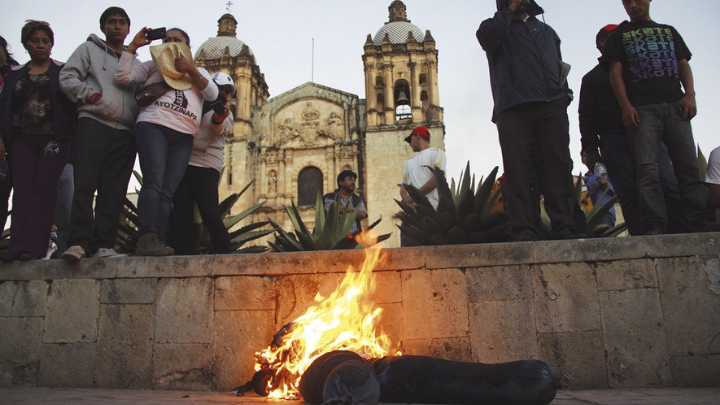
<box><xmin>172</xmin><ymin>165</ymin><xmax>231</xmax><ymax>255</ymax></box>
<box><xmin>67</xmin><ymin>118</ymin><xmax>136</xmax><ymax>253</ymax></box>
<box><xmin>497</xmin><ymin>99</ymin><xmax>579</xmax><ymax>240</ymax></box>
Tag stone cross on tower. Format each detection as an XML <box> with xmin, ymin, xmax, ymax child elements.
<box><xmin>225</xmin><ymin>1</ymin><xmax>233</xmax><ymax>13</ymax></box>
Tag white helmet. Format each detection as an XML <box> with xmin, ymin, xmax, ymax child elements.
<box><xmin>212</xmin><ymin>72</ymin><xmax>236</xmax><ymax>96</ymax></box>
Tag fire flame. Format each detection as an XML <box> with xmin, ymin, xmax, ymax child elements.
<box><xmin>254</xmin><ymin>229</ymin><xmax>391</xmax><ymax>399</ymax></box>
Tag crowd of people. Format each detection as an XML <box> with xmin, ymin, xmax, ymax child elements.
<box><xmin>1</xmin><ymin>0</ymin><xmax>719</xmax><ymax>262</ymax></box>
<box><xmin>0</xmin><ymin>7</ymin><xmax>234</xmax><ymax>262</ymax></box>
<box><xmin>477</xmin><ymin>0</ymin><xmax>719</xmax><ymax>241</ymax></box>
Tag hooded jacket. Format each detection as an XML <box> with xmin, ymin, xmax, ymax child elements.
<box><xmin>477</xmin><ymin>0</ymin><xmax>571</xmax><ymax>122</ymax></box>
<box><xmin>59</xmin><ymin>34</ymin><xmax>140</xmax><ymax>131</ymax></box>
<box><xmin>189</xmin><ymin>107</ymin><xmax>233</xmax><ymax>173</ymax></box>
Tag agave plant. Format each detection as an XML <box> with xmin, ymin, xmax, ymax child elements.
<box><xmin>394</xmin><ymin>163</ymin><xmax>510</xmax><ymax>246</ymax></box>
<box><xmin>268</xmin><ymin>195</ymin><xmax>390</xmax><ymax>252</ymax></box>
<box><xmin>540</xmin><ymin>173</ymin><xmax>628</xmax><ymax>238</ymax></box>
<box><xmin>116</xmin><ymin>173</ymin><xmax>272</xmax><ymax>254</ymax></box>
<box><xmin>698</xmin><ymin>145</ymin><xmax>708</xmax><ymax>182</ymax></box>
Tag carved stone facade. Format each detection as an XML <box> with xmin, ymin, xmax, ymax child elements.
<box><xmin>194</xmin><ymin>2</ymin><xmax>444</xmax><ymax>248</ymax></box>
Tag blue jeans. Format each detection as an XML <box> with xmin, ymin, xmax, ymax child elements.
<box><xmin>600</xmin><ymin>132</ymin><xmax>689</xmax><ymax>235</ymax></box>
<box><xmin>629</xmin><ymin>103</ymin><xmax>712</xmax><ymax>231</ymax></box>
<box><xmin>135</xmin><ymin>122</ymin><xmax>193</xmax><ymax>241</ymax></box>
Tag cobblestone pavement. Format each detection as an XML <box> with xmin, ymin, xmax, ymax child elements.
<box><xmin>1</xmin><ymin>388</ymin><xmax>719</xmax><ymax>405</ymax></box>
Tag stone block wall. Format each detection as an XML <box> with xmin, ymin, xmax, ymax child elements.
<box><xmin>1</xmin><ymin>233</ymin><xmax>718</xmax><ymax>391</ymax></box>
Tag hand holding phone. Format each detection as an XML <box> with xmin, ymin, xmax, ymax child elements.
<box><xmin>210</xmin><ymin>101</ymin><xmax>225</xmax><ymax>115</ymax></box>
<box><xmin>146</xmin><ymin>27</ymin><xmax>167</xmax><ymax>41</ymax></box>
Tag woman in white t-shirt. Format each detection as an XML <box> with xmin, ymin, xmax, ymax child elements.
<box><xmin>116</xmin><ymin>27</ymin><xmax>218</xmax><ymax>256</ymax></box>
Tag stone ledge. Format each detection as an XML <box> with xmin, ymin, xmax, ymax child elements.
<box><xmin>1</xmin><ymin>233</ymin><xmax>717</xmax><ymax>281</ymax></box>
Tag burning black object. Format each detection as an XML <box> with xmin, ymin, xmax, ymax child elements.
<box><xmin>299</xmin><ymin>351</ymin><xmax>379</xmax><ymax>405</ymax></box>
<box><xmin>233</xmin><ymin>368</ymin><xmax>275</xmax><ymax>396</ymax></box>
<box><xmin>373</xmin><ymin>355</ymin><xmax>562</xmax><ymax>405</ymax></box>
<box><xmin>234</xmin><ymin>322</ymin><xmax>298</xmax><ymax>397</ymax></box>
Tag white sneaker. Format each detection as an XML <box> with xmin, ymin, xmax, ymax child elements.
<box><xmin>92</xmin><ymin>248</ymin><xmax>128</xmax><ymax>259</ymax></box>
<box><xmin>61</xmin><ymin>245</ymin><xmax>86</xmax><ymax>262</ymax></box>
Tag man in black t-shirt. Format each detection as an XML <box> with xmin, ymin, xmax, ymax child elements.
<box><xmin>600</xmin><ymin>0</ymin><xmax>717</xmax><ymax>234</ymax></box>
<box><xmin>580</xmin><ymin>24</ymin><xmax>688</xmax><ymax>235</ymax></box>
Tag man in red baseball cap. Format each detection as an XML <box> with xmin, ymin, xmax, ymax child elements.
<box><xmin>398</xmin><ymin>126</ymin><xmax>447</xmax><ymax>225</ymax></box>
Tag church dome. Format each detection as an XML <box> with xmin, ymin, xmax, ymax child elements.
<box><xmin>194</xmin><ymin>36</ymin><xmax>253</xmax><ymax>59</ymax></box>
<box><xmin>373</xmin><ymin>22</ymin><xmax>424</xmax><ymax>45</ymax></box>
<box><xmin>194</xmin><ymin>13</ymin><xmax>254</xmax><ymax>60</ymax></box>
<box><xmin>372</xmin><ymin>1</ymin><xmax>424</xmax><ymax>45</ymax></box>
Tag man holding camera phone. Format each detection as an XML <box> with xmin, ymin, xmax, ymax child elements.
<box><xmin>171</xmin><ymin>72</ymin><xmax>234</xmax><ymax>255</ymax></box>
<box><xmin>59</xmin><ymin>6</ymin><xmax>140</xmax><ymax>261</ymax></box>
<box><xmin>477</xmin><ymin>0</ymin><xmax>583</xmax><ymax>241</ymax></box>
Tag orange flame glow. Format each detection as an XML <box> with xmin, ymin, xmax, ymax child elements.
<box><xmin>254</xmin><ymin>229</ymin><xmax>390</xmax><ymax>399</ymax></box>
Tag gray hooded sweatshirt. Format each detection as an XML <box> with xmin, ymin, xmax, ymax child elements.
<box><xmin>60</xmin><ymin>34</ymin><xmax>140</xmax><ymax>131</ymax></box>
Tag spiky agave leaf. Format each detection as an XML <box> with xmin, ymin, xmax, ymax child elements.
<box><xmin>574</xmin><ymin>172</ymin><xmax>585</xmax><ymax>205</ymax></box>
<box><xmin>458</xmin><ymin>161</ymin><xmax>473</xmax><ymax>198</ymax></box>
<box><xmin>481</xmin><ymin>187</ymin><xmax>503</xmax><ymax>218</ymax></box>
<box><xmin>601</xmin><ymin>222</ymin><xmax>628</xmax><ymax>237</ymax></box>
<box><xmin>228</xmin><ymin>221</ymin><xmax>274</xmax><ymax>241</ymax></box>
<box><xmin>335</xmin><ymin>198</ymin><xmax>359</xmax><ymax>243</ymax></box>
<box><xmin>698</xmin><ymin>145</ymin><xmax>707</xmax><ymax>183</ymax></box>
<box><xmin>314</xmin><ymin>194</ymin><xmax>326</xmax><ymax>233</ymax></box>
<box><xmin>219</xmin><ymin>193</ymin><xmax>241</xmax><ymax>219</ymax></box>
<box><xmin>474</xmin><ymin>166</ymin><xmax>499</xmax><ymax>214</ymax></box>
<box><xmin>404</xmin><ymin>184</ymin><xmax>434</xmax><ymax>213</ymax></box>
<box><xmin>397</xmin><ymin>222</ymin><xmax>431</xmax><ymax>245</ymax></box>
<box><xmin>317</xmin><ymin>196</ymin><xmax>357</xmax><ymax>250</ymax></box>
<box><xmin>223</xmin><ymin>202</ymin><xmax>266</xmax><ymax>229</ymax></box>
<box><xmin>268</xmin><ymin>219</ymin><xmax>303</xmax><ymax>251</ymax></box>
<box><xmin>455</xmin><ymin>188</ymin><xmax>475</xmax><ymax>221</ymax></box>
<box><xmin>422</xmin><ymin>215</ymin><xmax>442</xmax><ymax>235</ymax></box>
<box><xmin>433</xmin><ymin>167</ymin><xmax>456</xmax><ymax>217</ymax></box>
<box><xmin>235</xmin><ymin>245</ymin><xmax>269</xmax><ymax>254</ymax></box>
<box><xmin>287</xmin><ymin>200</ymin><xmax>312</xmax><ymax>237</ymax></box>
<box><xmin>586</xmin><ymin>194</ymin><xmax>619</xmax><ymax>232</ymax></box>
<box><xmin>445</xmin><ymin>226</ymin><xmax>468</xmax><ymax>245</ymax></box>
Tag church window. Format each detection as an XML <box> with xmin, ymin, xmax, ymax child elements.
<box><xmin>298</xmin><ymin>166</ymin><xmax>323</xmax><ymax>206</ymax></box>
<box><xmin>376</xmin><ymin>93</ymin><xmax>385</xmax><ymax>111</ymax></box>
<box><xmin>419</xmin><ymin>73</ymin><xmax>427</xmax><ymax>85</ymax></box>
<box><xmin>421</xmin><ymin>90</ymin><xmax>429</xmax><ymax>110</ymax></box>
<box><xmin>375</xmin><ymin>76</ymin><xmax>384</xmax><ymax>87</ymax></box>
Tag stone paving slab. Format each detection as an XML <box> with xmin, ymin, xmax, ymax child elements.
<box><xmin>1</xmin><ymin>388</ymin><xmax>720</xmax><ymax>405</ymax></box>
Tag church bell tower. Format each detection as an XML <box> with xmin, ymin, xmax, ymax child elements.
<box><xmin>361</xmin><ymin>1</ymin><xmax>445</xmax><ymax>247</ymax></box>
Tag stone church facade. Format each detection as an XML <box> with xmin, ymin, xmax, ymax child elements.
<box><xmin>194</xmin><ymin>1</ymin><xmax>445</xmax><ymax>248</ymax></box>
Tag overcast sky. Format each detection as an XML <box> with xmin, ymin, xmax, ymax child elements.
<box><xmin>3</xmin><ymin>0</ymin><xmax>719</xmax><ymax>187</ymax></box>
